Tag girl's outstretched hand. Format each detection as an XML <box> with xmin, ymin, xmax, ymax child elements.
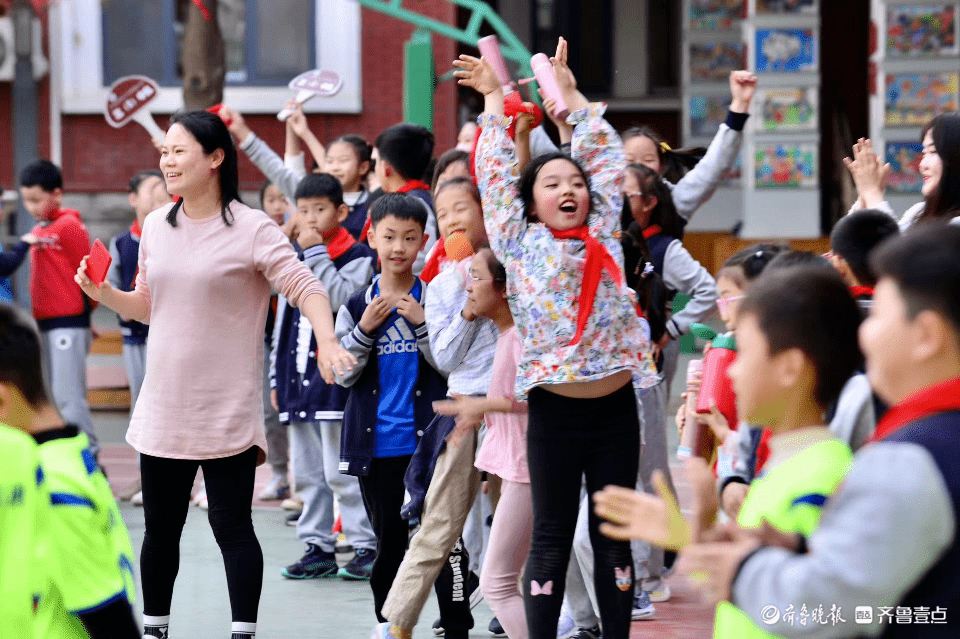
<box><xmin>729</xmin><ymin>71</ymin><xmax>758</xmax><ymax>113</ymax></box>
<box><xmin>74</xmin><ymin>256</ymin><xmax>113</xmax><ymax>303</ymax></box>
<box><xmin>593</xmin><ymin>471</ymin><xmax>691</xmax><ymax>550</ymax></box>
<box><xmin>550</xmin><ymin>37</ymin><xmax>588</xmax><ymax>112</ymax></box>
<box><xmin>453</xmin><ymin>55</ymin><xmax>502</xmax><ymax>96</ymax></box>
<box><xmin>844</xmin><ymin>137</ymin><xmax>889</xmax><ymax>208</ymax></box>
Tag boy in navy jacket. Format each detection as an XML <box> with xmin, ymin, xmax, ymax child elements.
<box><xmin>270</xmin><ymin>174</ymin><xmax>377</xmax><ymax>582</ymax></box>
<box><xmin>335</xmin><ymin>193</ymin><xmax>447</xmax><ymax>623</ymax></box>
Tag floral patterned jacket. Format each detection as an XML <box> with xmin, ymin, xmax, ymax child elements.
<box><xmin>475</xmin><ymin>103</ymin><xmax>658</xmax><ymax>399</ymax></box>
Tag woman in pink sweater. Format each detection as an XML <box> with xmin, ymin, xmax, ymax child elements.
<box><xmin>75</xmin><ymin>111</ymin><xmax>354</xmax><ymax>639</ymax></box>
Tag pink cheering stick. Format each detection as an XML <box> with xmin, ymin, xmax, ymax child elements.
<box><xmin>530</xmin><ymin>53</ymin><xmax>569</xmax><ymax>120</ymax></box>
<box><xmin>477</xmin><ymin>35</ymin><xmax>515</xmax><ymax>96</ymax></box>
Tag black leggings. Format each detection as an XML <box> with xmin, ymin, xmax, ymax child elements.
<box><xmin>524</xmin><ymin>382</ymin><xmax>640</xmax><ymax>639</ymax></box>
<box><xmin>358</xmin><ymin>454</ymin><xmax>413</xmax><ymax>623</ymax></box>
<box><xmin>140</xmin><ymin>447</ymin><xmax>263</xmax><ymax>623</ymax></box>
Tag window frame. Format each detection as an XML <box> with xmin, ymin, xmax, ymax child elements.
<box><xmin>58</xmin><ymin>0</ymin><xmax>360</xmax><ymax>114</ymax></box>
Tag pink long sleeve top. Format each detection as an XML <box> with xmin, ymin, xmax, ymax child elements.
<box><xmin>125</xmin><ymin>201</ymin><xmax>328</xmax><ymax>462</ymax></box>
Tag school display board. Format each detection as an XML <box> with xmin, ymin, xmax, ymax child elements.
<box><xmin>681</xmin><ymin>0</ymin><xmax>821</xmax><ymax>237</ymax></box>
<box><xmin>870</xmin><ymin>1</ymin><xmax>960</xmax><ymax>213</ymax></box>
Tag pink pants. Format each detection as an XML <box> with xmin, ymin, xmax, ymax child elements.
<box><xmin>479</xmin><ymin>479</ymin><xmax>533</xmax><ymax>639</ymax></box>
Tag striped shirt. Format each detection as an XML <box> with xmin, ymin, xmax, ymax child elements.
<box><xmin>424</xmin><ymin>257</ymin><xmax>498</xmax><ymax>396</ymax></box>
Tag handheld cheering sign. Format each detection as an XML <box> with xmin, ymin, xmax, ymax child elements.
<box><xmin>530</xmin><ymin>53</ymin><xmax>569</xmax><ymax>120</ymax></box>
<box><xmin>277</xmin><ymin>69</ymin><xmax>343</xmax><ymax>121</ymax></box>
<box><xmin>105</xmin><ymin>75</ymin><xmax>167</xmax><ymax>142</ymax></box>
<box><xmin>477</xmin><ymin>35</ymin><xmax>515</xmax><ymax>95</ymax></box>
<box><xmin>86</xmin><ymin>239</ymin><xmax>113</xmax><ymax>287</ymax></box>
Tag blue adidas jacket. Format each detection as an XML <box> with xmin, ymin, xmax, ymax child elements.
<box><xmin>334</xmin><ymin>277</ymin><xmax>447</xmax><ymax>477</ymax></box>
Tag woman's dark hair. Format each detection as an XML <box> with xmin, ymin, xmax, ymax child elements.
<box><xmin>919</xmin><ymin>112</ymin><xmax>960</xmax><ymax>223</ymax></box>
<box><xmin>476</xmin><ymin>247</ymin><xmax>507</xmax><ymax>295</ymax></box>
<box><xmin>518</xmin><ymin>152</ymin><xmax>593</xmax><ymax>222</ymax></box>
<box><xmin>719</xmin><ymin>243</ymin><xmax>789</xmax><ymax>288</ymax></box>
<box><xmin>431</xmin><ymin>149</ymin><xmax>470</xmax><ymax>194</ymax></box>
<box><xmin>740</xmin><ymin>266</ymin><xmax>864</xmax><ymax>408</ymax></box>
<box><xmin>129</xmin><ymin>169</ymin><xmax>163</xmax><ymax>194</ymax></box>
<box><xmin>622</xmin><ymin>126</ymin><xmax>707</xmax><ymax>184</ymax></box>
<box><xmin>164</xmin><ymin>110</ymin><xmax>243</xmax><ymax>227</ymax></box>
<box><xmin>624</xmin><ymin>163</ymin><xmax>685</xmax><ymax>239</ymax></box>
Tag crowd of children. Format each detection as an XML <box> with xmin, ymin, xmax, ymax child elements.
<box><xmin>2</xmin><ymin>26</ymin><xmax>960</xmax><ymax>639</ymax></box>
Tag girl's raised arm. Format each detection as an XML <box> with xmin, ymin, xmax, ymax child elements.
<box><xmin>455</xmin><ymin>55</ymin><xmax>524</xmax><ymax>264</ymax></box>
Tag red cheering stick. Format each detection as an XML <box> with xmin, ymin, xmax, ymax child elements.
<box><xmin>206</xmin><ymin>103</ymin><xmax>232</xmax><ymax>126</ymax></box>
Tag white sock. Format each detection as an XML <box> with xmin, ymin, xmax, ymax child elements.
<box><xmin>231</xmin><ymin>621</ymin><xmax>256</xmax><ymax>638</ymax></box>
<box><xmin>144</xmin><ymin>615</ymin><xmax>170</xmax><ymax>638</ymax></box>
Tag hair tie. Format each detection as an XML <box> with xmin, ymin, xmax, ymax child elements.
<box><xmin>755</xmin><ymin>250</ymin><xmax>764</xmax><ymax>258</ymax></box>
<box><xmin>659</xmin><ymin>141</ymin><xmax>672</xmax><ymax>152</ymax></box>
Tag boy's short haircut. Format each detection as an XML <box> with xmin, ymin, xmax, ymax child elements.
<box><xmin>0</xmin><ymin>303</ymin><xmax>49</xmax><ymax>408</ymax></box>
<box><xmin>295</xmin><ymin>173</ymin><xmax>344</xmax><ymax>207</ymax></box>
<box><xmin>374</xmin><ymin>123</ymin><xmax>435</xmax><ymax>182</ymax></box>
<box><xmin>128</xmin><ymin>169</ymin><xmax>164</xmax><ymax>194</ymax></box>
<box><xmin>19</xmin><ymin>159</ymin><xmax>63</xmax><ymax>192</ymax></box>
<box><xmin>831</xmin><ymin>210</ymin><xmax>901</xmax><ymax>287</ymax></box>
<box><xmin>369</xmin><ymin>192</ymin><xmax>428</xmax><ymax>231</ymax></box>
<box><xmin>433</xmin><ymin>176</ymin><xmax>481</xmax><ymax>206</ymax></box>
<box><xmin>871</xmin><ymin>223</ymin><xmax>960</xmax><ymax>337</ymax></box>
<box><xmin>767</xmin><ymin>249</ymin><xmax>834</xmax><ymax>274</ymax></box>
<box><xmin>740</xmin><ymin>266</ymin><xmax>864</xmax><ymax>408</ymax></box>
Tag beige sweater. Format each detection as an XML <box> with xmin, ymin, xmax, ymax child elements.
<box><xmin>126</xmin><ymin>200</ymin><xmax>327</xmax><ymax>462</ymax></box>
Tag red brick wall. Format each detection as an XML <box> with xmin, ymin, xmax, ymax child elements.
<box><xmin>2</xmin><ymin>2</ymin><xmax>458</xmax><ymax>194</ymax></box>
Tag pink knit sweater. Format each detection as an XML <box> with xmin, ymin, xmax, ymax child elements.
<box><xmin>126</xmin><ymin>201</ymin><xmax>327</xmax><ymax>462</ymax></box>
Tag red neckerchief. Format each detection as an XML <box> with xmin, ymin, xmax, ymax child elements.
<box><xmin>850</xmin><ymin>286</ymin><xmax>874</xmax><ymax>299</ymax></box>
<box><xmin>397</xmin><ymin>180</ymin><xmax>431</xmax><ymax>194</ymax></box>
<box><xmin>130</xmin><ymin>220</ymin><xmax>142</xmax><ymax>239</ymax></box>
<box><xmin>322</xmin><ymin>227</ymin><xmax>357</xmax><ymax>261</ymax></box>
<box><xmin>871</xmin><ymin>377</ymin><xmax>960</xmax><ymax>442</ymax></box>
<box><xmin>420</xmin><ymin>241</ymin><xmax>447</xmax><ymax>283</ymax></box>
<box><xmin>642</xmin><ymin>224</ymin><xmax>662</xmax><ymax>239</ymax></box>
<box><xmin>470</xmin><ymin>93</ymin><xmax>544</xmax><ymax>182</ymax></box>
<box><xmin>361</xmin><ymin>181</ymin><xmax>431</xmax><ymax>242</ymax></box>
<box><xmin>550</xmin><ymin>226</ymin><xmax>623</xmax><ymax>346</ymax></box>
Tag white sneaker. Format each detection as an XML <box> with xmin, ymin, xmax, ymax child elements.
<box><xmin>632</xmin><ymin>590</ymin><xmax>656</xmax><ymax>620</ymax></box>
<box><xmin>281</xmin><ymin>495</ymin><xmax>304</xmax><ymax>511</ymax></box>
<box><xmin>258</xmin><ymin>475</ymin><xmax>290</xmax><ymax>501</ymax></box>
<box><xmin>130</xmin><ymin>491</ymin><xmax>143</xmax><ymax>506</ymax></box>
<box><xmin>192</xmin><ymin>489</ymin><xmax>208</xmax><ymax>509</ymax></box>
<box><xmin>648</xmin><ymin>581</ymin><xmax>671</xmax><ymax>603</ymax></box>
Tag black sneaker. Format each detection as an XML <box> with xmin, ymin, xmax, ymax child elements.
<box><xmin>285</xmin><ymin>511</ymin><xmax>300</xmax><ymax>527</ymax></box>
<box><xmin>488</xmin><ymin>616</ymin><xmax>506</xmax><ymax>637</ymax></box>
<box><xmin>280</xmin><ymin>544</ymin><xmax>338</xmax><ymax>579</ymax></box>
<box><xmin>570</xmin><ymin>626</ymin><xmax>602</xmax><ymax>639</ymax></box>
<box><xmin>337</xmin><ymin>547</ymin><xmax>376</xmax><ymax>580</ymax></box>
<box><xmin>432</xmin><ymin>570</ymin><xmax>482</xmax><ymax>634</ymax></box>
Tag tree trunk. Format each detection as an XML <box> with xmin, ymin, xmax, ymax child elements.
<box><xmin>181</xmin><ymin>0</ymin><xmax>224</xmax><ymax>110</ymax></box>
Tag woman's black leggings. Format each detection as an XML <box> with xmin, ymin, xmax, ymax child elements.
<box><xmin>140</xmin><ymin>447</ymin><xmax>263</xmax><ymax>623</ymax></box>
<box><xmin>524</xmin><ymin>382</ymin><xmax>640</xmax><ymax>639</ymax></box>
